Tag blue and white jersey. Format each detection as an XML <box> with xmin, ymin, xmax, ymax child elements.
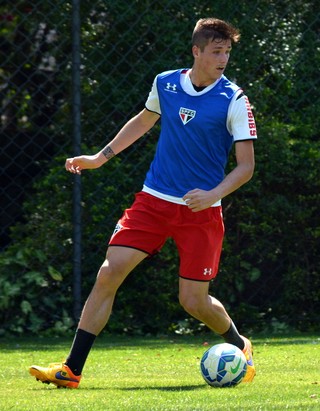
<box><xmin>143</xmin><ymin>69</ymin><xmax>257</xmax><ymax>205</ymax></box>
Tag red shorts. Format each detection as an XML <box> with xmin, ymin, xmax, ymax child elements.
<box><xmin>108</xmin><ymin>192</ymin><xmax>224</xmax><ymax>281</ymax></box>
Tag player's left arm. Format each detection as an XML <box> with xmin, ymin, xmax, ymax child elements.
<box><xmin>183</xmin><ymin>140</ymin><xmax>255</xmax><ymax>212</ymax></box>
<box><xmin>210</xmin><ymin>139</ymin><xmax>255</xmax><ymax>200</ymax></box>
<box><xmin>183</xmin><ymin>91</ymin><xmax>257</xmax><ymax>212</ymax></box>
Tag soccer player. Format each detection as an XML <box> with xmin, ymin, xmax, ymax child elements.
<box><xmin>30</xmin><ymin>17</ymin><xmax>257</xmax><ymax>388</ymax></box>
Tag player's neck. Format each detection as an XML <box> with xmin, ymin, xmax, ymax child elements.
<box><xmin>189</xmin><ymin>68</ymin><xmax>221</xmax><ymax>87</ymax></box>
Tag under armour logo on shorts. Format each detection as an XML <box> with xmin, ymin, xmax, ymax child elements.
<box><xmin>203</xmin><ymin>268</ymin><xmax>212</xmax><ymax>276</ymax></box>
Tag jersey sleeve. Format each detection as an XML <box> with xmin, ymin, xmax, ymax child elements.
<box><xmin>227</xmin><ymin>91</ymin><xmax>257</xmax><ymax>141</ymax></box>
<box><xmin>145</xmin><ymin>75</ymin><xmax>161</xmax><ymax>115</ymax></box>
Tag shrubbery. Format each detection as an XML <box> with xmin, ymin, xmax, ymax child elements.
<box><xmin>1</xmin><ymin>117</ymin><xmax>319</xmax><ymax>336</ymax></box>
<box><xmin>0</xmin><ymin>0</ymin><xmax>319</xmax><ymax>336</ymax></box>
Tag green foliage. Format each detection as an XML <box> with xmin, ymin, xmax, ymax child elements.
<box><xmin>0</xmin><ymin>0</ymin><xmax>319</xmax><ymax>336</ymax></box>
<box><xmin>0</xmin><ymin>162</ymin><xmax>74</xmax><ymax>335</ymax></box>
<box><xmin>217</xmin><ymin>118</ymin><xmax>320</xmax><ymax>332</ymax></box>
<box><xmin>0</xmin><ymin>148</ymin><xmax>183</xmax><ymax>336</ymax></box>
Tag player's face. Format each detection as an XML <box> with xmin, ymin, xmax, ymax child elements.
<box><xmin>193</xmin><ymin>39</ymin><xmax>232</xmax><ymax>85</ymax></box>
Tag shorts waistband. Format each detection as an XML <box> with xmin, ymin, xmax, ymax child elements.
<box><xmin>142</xmin><ymin>185</ymin><xmax>221</xmax><ymax>207</ymax></box>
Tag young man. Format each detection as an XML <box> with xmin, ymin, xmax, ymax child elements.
<box><xmin>30</xmin><ymin>17</ymin><xmax>257</xmax><ymax>388</ymax></box>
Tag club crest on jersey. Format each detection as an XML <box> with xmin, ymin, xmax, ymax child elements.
<box><xmin>179</xmin><ymin>107</ymin><xmax>196</xmax><ymax>125</ymax></box>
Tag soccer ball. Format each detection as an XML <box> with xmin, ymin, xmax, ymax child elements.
<box><xmin>200</xmin><ymin>343</ymin><xmax>247</xmax><ymax>387</ymax></box>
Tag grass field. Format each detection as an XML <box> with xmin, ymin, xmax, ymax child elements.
<box><xmin>0</xmin><ymin>334</ymin><xmax>319</xmax><ymax>410</ymax></box>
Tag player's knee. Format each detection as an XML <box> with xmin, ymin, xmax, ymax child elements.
<box><xmin>179</xmin><ymin>293</ymin><xmax>203</xmax><ymax>317</ymax></box>
<box><xmin>95</xmin><ymin>260</ymin><xmax>125</xmax><ymax>291</ymax></box>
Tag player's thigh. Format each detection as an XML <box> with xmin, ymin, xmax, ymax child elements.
<box><xmin>178</xmin><ymin>277</ymin><xmax>210</xmax><ymax>307</ymax></box>
<box><xmin>98</xmin><ymin>246</ymin><xmax>148</xmax><ymax>289</ymax></box>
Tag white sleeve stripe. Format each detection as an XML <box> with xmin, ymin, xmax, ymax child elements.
<box><xmin>145</xmin><ymin>76</ymin><xmax>161</xmax><ymax>115</ymax></box>
<box><xmin>227</xmin><ymin>92</ymin><xmax>257</xmax><ymax>140</ymax></box>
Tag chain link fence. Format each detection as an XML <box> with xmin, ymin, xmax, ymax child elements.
<box><xmin>1</xmin><ymin>1</ymin><xmax>319</xmax><ymax>334</ymax></box>
<box><xmin>1</xmin><ymin>1</ymin><xmax>72</xmax><ymax>245</ymax></box>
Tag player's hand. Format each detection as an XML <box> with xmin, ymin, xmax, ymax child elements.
<box><xmin>65</xmin><ymin>155</ymin><xmax>100</xmax><ymax>174</ymax></box>
<box><xmin>183</xmin><ymin>189</ymin><xmax>217</xmax><ymax>212</ymax></box>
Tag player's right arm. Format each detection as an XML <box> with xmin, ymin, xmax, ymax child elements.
<box><xmin>65</xmin><ymin>108</ymin><xmax>160</xmax><ymax>174</ymax></box>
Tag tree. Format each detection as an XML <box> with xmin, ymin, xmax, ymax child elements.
<box><xmin>0</xmin><ymin>0</ymin><xmax>319</xmax><ymax>335</ymax></box>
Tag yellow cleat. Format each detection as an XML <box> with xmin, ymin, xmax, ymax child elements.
<box><xmin>241</xmin><ymin>336</ymin><xmax>256</xmax><ymax>382</ymax></box>
<box><xmin>29</xmin><ymin>363</ymin><xmax>81</xmax><ymax>388</ymax></box>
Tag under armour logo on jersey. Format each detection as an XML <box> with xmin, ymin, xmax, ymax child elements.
<box><xmin>203</xmin><ymin>268</ymin><xmax>212</xmax><ymax>276</ymax></box>
<box><xmin>165</xmin><ymin>82</ymin><xmax>177</xmax><ymax>93</ymax></box>
<box><xmin>179</xmin><ymin>107</ymin><xmax>196</xmax><ymax>125</ymax></box>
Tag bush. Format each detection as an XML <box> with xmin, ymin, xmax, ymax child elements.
<box><xmin>1</xmin><ymin>0</ymin><xmax>319</xmax><ymax>336</ymax></box>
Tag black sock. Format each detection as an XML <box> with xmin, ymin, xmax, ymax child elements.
<box><xmin>65</xmin><ymin>328</ymin><xmax>96</xmax><ymax>375</ymax></box>
<box><xmin>221</xmin><ymin>321</ymin><xmax>245</xmax><ymax>350</ymax></box>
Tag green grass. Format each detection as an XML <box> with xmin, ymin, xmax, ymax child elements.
<box><xmin>0</xmin><ymin>334</ymin><xmax>319</xmax><ymax>410</ymax></box>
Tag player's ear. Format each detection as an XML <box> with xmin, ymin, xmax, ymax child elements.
<box><xmin>192</xmin><ymin>45</ymin><xmax>200</xmax><ymax>58</ymax></box>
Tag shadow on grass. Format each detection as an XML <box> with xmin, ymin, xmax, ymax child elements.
<box><xmin>119</xmin><ymin>384</ymin><xmax>205</xmax><ymax>392</ymax></box>
<box><xmin>28</xmin><ymin>384</ymin><xmax>206</xmax><ymax>392</ymax></box>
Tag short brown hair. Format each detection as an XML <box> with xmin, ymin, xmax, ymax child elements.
<box><xmin>192</xmin><ymin>18</ymin><xmax>240</xmax><ymax>50</ymax></box>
